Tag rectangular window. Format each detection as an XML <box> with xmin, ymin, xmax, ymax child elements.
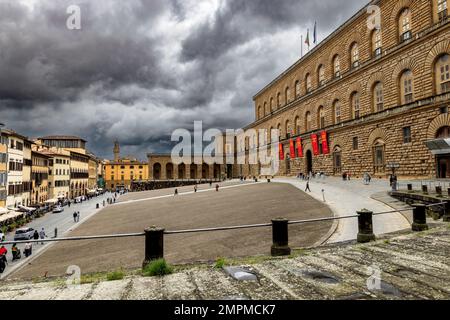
<box><xmin>403</xmin><ymin>127</ymin><xmax>412</xmax><ymax>143</ymax></box>
<box><xmin>353</xmin><ymin>137</ymin><xmax>359</xmax><ymax>150</ymax></box>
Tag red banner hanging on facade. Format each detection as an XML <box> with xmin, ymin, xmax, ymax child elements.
<box><xmin>321</xmin><ymin>131</ymin><xmax>330</xmax><ymax>154</ymax></box>
<box><xmin>279</xmin><ymin>143</ymin><xmax>285</xmax><ymax>161</ymax></box>
<box><xmin>296</xmin><ymin>137</ymin><xmax>303</xmax><ymax>158</ymax></box>
<box><xmin>289</xmin><ymin>139</ymin><xmax>295</xmax><ymax>158</ymax></box>
<box><xmin>311</xmin><ymin>134</ymin><xmax>320</xmax><ymax>156</ymax></box>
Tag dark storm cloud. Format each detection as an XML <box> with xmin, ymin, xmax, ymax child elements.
<box><xmin>181</xmin><ymin>0</ymin><xmax>367</xmax><ymax>62</ymax></box>
<box><xmin>0</xmin><ymin>0</ymin><xmax>368</xmax><ymax>159</ymax></box>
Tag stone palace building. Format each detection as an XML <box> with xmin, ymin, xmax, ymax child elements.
<box><xmin>240</xmin><ymin>0</ymin><xmax>450</xmax><ymax>179</ymax></box>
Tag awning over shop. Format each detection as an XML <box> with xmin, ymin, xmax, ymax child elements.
<box><xmin>0</xmin><ymin>211</ymin><xmax>25</xmax><ymax>223</ymax></box>
<box><xmin>44</xmin><ymin>199</ymin><xmax>58</xmax><ymax>205</ymax></box>
<box><xmin>17</xmin><ymin>205</ymin><xmax>37</xmax><ymax>212</ymax></box>
<box><xmin>424</xmin><ymin>139</ymin><xmax>450</xmax><ymax>155</ymax></box>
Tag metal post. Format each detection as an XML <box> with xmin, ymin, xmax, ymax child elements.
<box><xmin>443</xmin><ymin>201</ymin><xmax>450</xmax><ymax>223</ymax></box>
<box><xmin>142</xmin><ymin>227</ymin><xmax>165</xmax><ymax>268</ymax></box>
<box><xmin>271</xmin><ymin>218</ymin><xmax>291</xmax><ymax>256</ymax></box>
<box><xmin>357</xmin><ymin>209</ymin><xmax>376</xmax><ymax>243</ymax></box>
<box><xmin>412</xmin><ymin>204</ymin><xmax>428</xmax><ymax>231</ymax></box>
<box><xmin>96</xmin><ymin>203</ymin><xmax>100</xmax><ymax>209</ymax></box>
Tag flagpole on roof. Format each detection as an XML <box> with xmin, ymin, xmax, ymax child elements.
<box><xmin>301</xmin><ymin>35</ymin><xmax>303</xmax><ymax>58</ymax></box>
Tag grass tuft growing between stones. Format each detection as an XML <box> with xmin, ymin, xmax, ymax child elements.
<box><xmin>107</xmin><ymin>269</ymin><xmax>125</xmax><ymax>281</ymax></box>
<box><xmin>143</xmin><ymin>259</ymin><xmax>174</xmax><ymax>277</ymax></box>
<box><xmin>214</xmin><ymin>257</ymin><xmax>227</xmax><ymax>269</ymax></box>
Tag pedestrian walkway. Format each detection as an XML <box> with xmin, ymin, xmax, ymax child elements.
<box><xmin>273</xmin><ymin>177</ymin><xmax>411</xmax><ymax>243</ymax></box>
<box><xmin>0</xmin><ymin>193</ymin><xmax>112</xmax><ymax>280</ymax></box>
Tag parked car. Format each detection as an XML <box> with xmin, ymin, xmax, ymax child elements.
<box><xmin>52</xmin><ymin>206</ymin><xmax>64</xmax><ymax>214</ymax></box>
<box><xmin>14</xmin><ymin>228</ymin><xmax>35</xmax><ymax>241</ymax></box>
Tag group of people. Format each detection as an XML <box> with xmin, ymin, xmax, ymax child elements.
<box><xmin>73</xmin><ymin>211</ymin><xmax>81</xmax><ymax>223</ymax></box>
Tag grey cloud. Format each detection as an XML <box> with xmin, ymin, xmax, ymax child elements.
<box><xmin>0</xmin><ymin>0</ymin><xmax>367</xmax><ymax>159</ymax></box>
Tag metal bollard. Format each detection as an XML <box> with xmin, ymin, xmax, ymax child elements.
<box><xmin>436</xmin><ymin>186</ymin><xmax>443</xmax><ymax>198</ymax></box>
<box><xmin>412</xmin><ymin>204</ymin><xmax>429</xmax><ymax>231</ymax></box>
<box><xmin>357</xmin><ymin>209</ymin><xmax>376</xmax><ymax>243</ymax></box>
<box><xmin>96</xmin><ymin>203</ymin><xmax>100</xmax><ymax>209</ymax></box>
<box><xmin>271</xmin><ymin>218</ymin><xmax>291</xmax><ymax>256</ymax></box>
<box><xmin>143</xmin><ymin>227</ymin><xmax>165</xmax><ymax>269</ymax></box>
<box><xmin>422</xmin><ymin>185</ymin><xmax>428</xmax><ymax>195</ymax></box>
<box><xmin>444</xmin><ymin>201</ymin><xmax>450</xmax><ymax>223</ymax></box>
<box><xmin>407</xmin><ymin>184</ymin><xmax>413</xmax><ymax>193</ymax></box>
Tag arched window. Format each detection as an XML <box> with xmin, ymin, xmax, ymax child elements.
<box><xmin>277</xmin><ymin>92</ymin><xmax>281</xmax><ymax>108</ymax></box>
<box><xmin>373</xmin><ymin>139</ymin><xmax>386</xmax><ymax>173</ymax></box>
<box><xmin>305</xmin><ymin>112</ymin><xmax>312</xmax><ymax>132</ymax></box>
<box><xmin>351</xmin><ymin>92</ymin><xmax>361</xmax><ymax>119</ymax></box>
<box><xmin>305</xmin><ymin>74</ymin><xmax>312</xmax><ymax>93</ymax></box>
<box><xmin>435</xmin><ymin>54</ymin><xmax>450</xmax><ymax>94</ymax></box>
<box><xmin>333</xmin><ymin>100</ymin><xmax>341</xmax><ymax>124</ymax></box>
<box><xmin>277</xmin><ymin>123</ymin><xmax>282</xmax><ymax>141</ymax></box>
<box><xmin>400</xmin><ymin>70</ymin><xmax>414</xmax><ymax>104</ymax></box>
<box><xmin>270</xmin><ymin>98</ymin><xmax>274</xmax><ymax>113</ymax></box>
<box><xmin>435</xmin><ymin>0</ymin><xmax>448</xmax><ymax>22</ymax></box>
<box><xmin>318</xmin><ymin>106</ymin><xmax>325</xmax><ymax>129</ymax></box>
<box><xmin>285</xmin><ymin>120</ymin><xmax>291</xmax><ymax>138</ymax></box>
<box><xmin>333</xmin><ymin>55</ymin><xmax>341</xmax><ymax>78</ymax></box>
<box><xmin>285</xmin><ymin>87</ymin><xmax>291</xmax><ymax>105</ymax></box>
<box><xmin>437</xmin><ymin>126</ymin><xmax>450</xmax><ymax>138</ymax></box>
<box><xmin>295</xmin><ymin>80</ymin><xmax>301</xmax><ymax>98</ymax></box>
<box><xmin>333</xmin><ymin>146</ymin><xmax>342</xmax><ymax>174</ymax></box>
<box><xmin>371</xmin><ymin>29</ymin><xmax>382</xmax><ymax>58</ymax></box>
<box><xmin>268</xmin><ymin>126</ymin><xmax>274</xmax><ymax>143</ymax></box>
<box><xmin>351</xmin><ymin>43</ymin><xmax>360</xmax><ymax>68</ymax></box>
<box><xmin>263</xmin><ymin>102</ymin><xmax>267</xmax><ymax>116</ymax></box>
<box><xmin>258</xmin><ymin>106</ymin><xmax>262</xmax><ymax>119</ymax></box>
<box><xmin>399</xmin><ymin>8</ymin><xmax>412</xmax><ymax>42</ymax></box>
<box><xmin>373</xmin><ymin>82</ymin><xmax>384</xmax><ymax>112</ymax></box>
<box><xmin>318</xmin><ymin>65</ymin><xmax>325</xmax><ymax>86</ymax></box>
<box><xmin>295</xmin><ymin>116</ymin><xmax>301</xmax><ymax>135</ymax></box>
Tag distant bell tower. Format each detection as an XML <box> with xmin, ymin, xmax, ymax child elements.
<box><xmin>113</xmin><ymin>140</ymin><xmax>120</xmax><ymax>161</ymax></box>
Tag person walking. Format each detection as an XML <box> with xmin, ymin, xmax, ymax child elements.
<box><xmin>76</xmin><ymin>211</ymin><xmax>80</xmax><ymax>222</ymax></box>
<box><xmin>194</xmin><ymin>185</ymin><xmax>198</xmax><ymax>193</ymax></box>
<box><xmin>24</xmin><ymin>242</ymin><xmax>32</xmax><ymax>257</ymax></box>
<box><xmin>174</xmin><ymin>189</ymin><xmax>178</xmax><ymax>196</ymax></box>
<box><xmin>33</xmin><ymin>230</ymin><xmax>39</xmax><ymax>241</ymax></box>
<box><xmin>305</xmin><ymin>179</ymin><xmax>312</xmax><ymax>193</ymax></box>
<box><xmin>39</xmin><ymin>228</ymin><xmax>47</xmax><ymax>245</ymax></box>
<box><xmin>215</xmin><ymin>184</ymin><xmax>220</xmax><ymax>192</ymax></box>
<box><xmin>73</xmin><ymin>211</ymin><xmax>78</xmax><ymax>222</ymax></box>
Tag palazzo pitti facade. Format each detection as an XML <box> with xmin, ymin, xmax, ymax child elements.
<box><xmin>241</xmin><ymin>0</ymin><xmax>450</xmax><ymax>179</ymax></box>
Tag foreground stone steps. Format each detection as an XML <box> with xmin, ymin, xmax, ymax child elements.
<box><xmin>1</xmin><ymin>226</ymin><xmax>450</xmax><ymax>300</ymax></box>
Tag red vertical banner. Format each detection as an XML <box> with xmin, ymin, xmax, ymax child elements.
<box><xmin>279</xmin><ymin>143</ymin><xmax>285</xmax><ymax>161</ymax></box>
<box><xmin>321</xmin><ymin>131</ymin><xmax>330</xmax><ymax>154</ymax></box>
<box><xmin>289</xmin><ymin>139</ymin><xmax>295</xmax><ymax>158</ymax></box>
<box><xmin>311</xmin><ymin>134</ymin><xmax>320</xmax><ymax>156</ymax></box>
<box><xmin>296</xmin><ymin>137</ymin><xmax>303</xmax><ymax>158</ymax></box>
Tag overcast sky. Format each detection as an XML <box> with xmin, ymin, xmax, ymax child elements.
<box><xmin>0</xmin><ymin>0</ymin><xmax>367</xmax><ymax>160</ymax></box>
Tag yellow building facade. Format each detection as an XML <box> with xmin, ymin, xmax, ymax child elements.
<box><xmin>104</xmin><ymin>160</ymin><xmax>148</xmax><ymax>190</ymax></box>
<box><xmin>0</xmin><ymin>132</ymin><xmax>7</xmax><ymax>209</ymax></box>
<box><xmin>31</xmin><ymin>151</ymin><xmax>49</xmax><ymax>206</ymax></box>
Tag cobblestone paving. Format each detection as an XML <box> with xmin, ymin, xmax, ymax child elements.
<box><xmin>1</xmin><ymin>225</ymin><xmax>449</xmax><ymax>300</ymax></box>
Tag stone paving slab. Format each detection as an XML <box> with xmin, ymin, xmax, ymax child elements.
<box><xmin>1</xmin><ymin>225</ymin><xmax>449</xmax><ymax>300</ymax></box>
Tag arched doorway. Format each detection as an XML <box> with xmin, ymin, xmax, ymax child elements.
<box><xmin>306</xmin><ymin>150</ymin><xmax>313</xmax><ymax>174</ymax></box>
<box><xmin>214</xmin><ymin>164</ymin><xmax>220</xmax><ymax>180</ymax></box>
<box><xmin>285</xmin><ymin>154</ymin><xmax>291</xmax><ymax>175</ymax></box>
<box><xmin>178</xmin><ymin>163</ymin><xmax>186</xmax><ymax>180</ymax></box>
<box><xmin>227</xmin><ymin>164</ymin><xmax>233</xmax><ymax>179</ymax></box>
<box><xmin>166</xmin><ymin>163</ymin><xmax>174</xmax><ymax>180</ymax></box>
<box><xmin>153</xmin><ymin>163</ymin><xmax>161</xmax><ymax>180</ymax></box>
<box><xmin>436</xmin><ymin>126</ymin><xmax>450</xmax><ymax>178</ymax></box>
<box><xmin>202</xmin><ymin>164</ymin><xmax>209</xmax><ymax>179</ymax></box>
<box><xmin>333</xmin><ymin>146</ymin><xmax>342</xmax><ymax>175</ymax></box>
<box><xmin>190</xmin><ymin>164</ymin><xmax>197</xmax><ymax>180</ymax></box>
